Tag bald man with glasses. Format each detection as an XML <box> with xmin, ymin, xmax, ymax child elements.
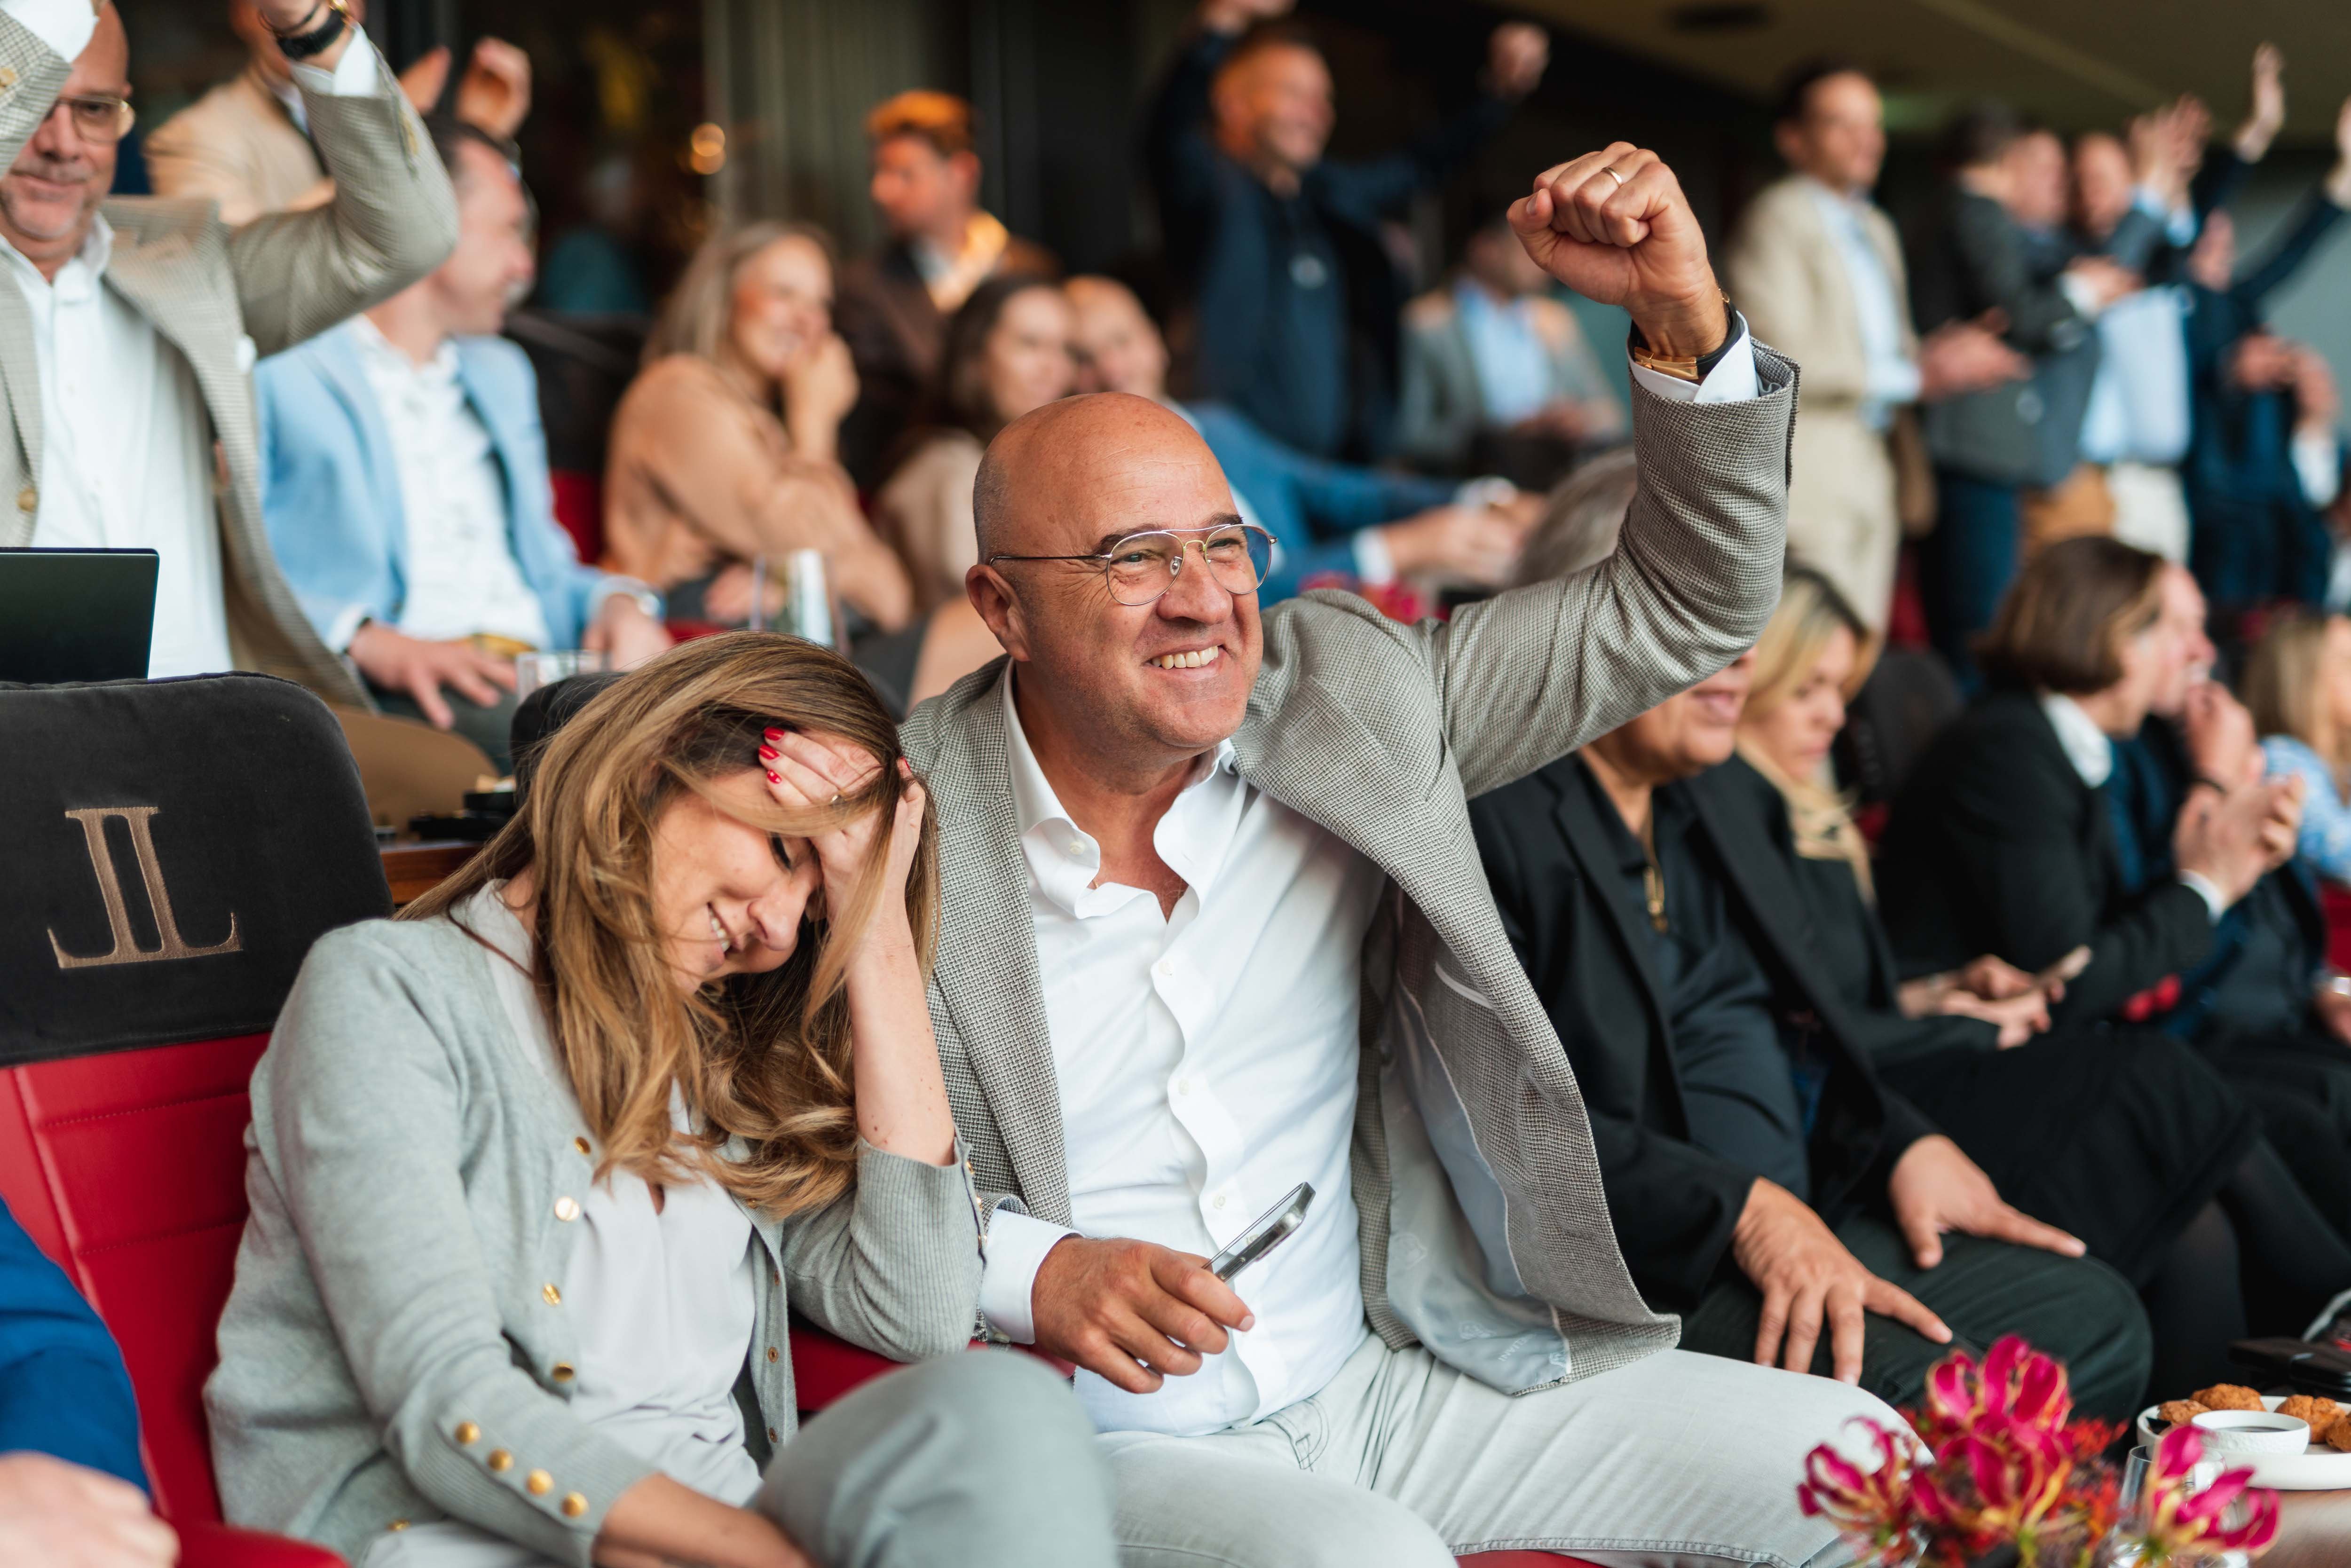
<box><xmin>0</xmin><ymin>0</ymin><xmax>454</xmax><ymax>700</ymax></box>
<box><xmin>901</xmin><ymin>141</ymin><xmax>1916</xmax><ymax>1568</ymax></box>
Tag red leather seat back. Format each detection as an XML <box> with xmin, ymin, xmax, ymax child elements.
<box><xmin>0</xmin><ymin>1034</ymin><xmax>269</xmax><ymax>1523</ymax></box>
<box><xmin>550</xmin><ymin>470</ymin><xmax>606</xmax><ymax>566</ymax></box>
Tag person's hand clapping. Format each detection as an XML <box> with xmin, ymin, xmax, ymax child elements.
<box><xmin>1030</xmin><ymin>1236</ymin><xmax>1255</xmax><ymax>1393</ymax></box>
<box><xmin>1918</xmin><ymin>317</ymin><xmax>2029</xmax><ymax>400</ymax></box>
<box><xmin>0</xmin><ymin>1454</ymin><xmax>176</xmax><ymax>1568</ymax></box>
<box><xmin>2176</xmin><ymin>774</ymin><xmax>2300</xmax><ymax>906</ymax></box>
<box><xmin>1509</xmin><ymin>143</ymin><xmax>1727</xmax><ymax>361</ymax></box>
<box><xmin>2183</xmin><ymin>680</ymin><xmax>2261</xmax><ymax>788</ymax></box>
<box><xmin>2236</xmin><ymin>44</ymin><xmax>2285</xmax><ymax>164</ymax></box>
<box><xmin>455</xmin><ymin>37</ymin><xmax>533</xmax><ymax>141</ymax></box>
<box><xmin>1486</xmin><ymin>23</ymin><xmax>1549</xmax><ymax>101</ymax></box>
<box><xmin>2063</xmin><ymin>255</ymin><xmax>2140</xmax><ymax>312</ymax></box>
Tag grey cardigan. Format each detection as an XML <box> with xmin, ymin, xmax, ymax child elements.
<box><xmin>204</xmin><ymin>913</ymin><xmax>983</xmax><ymax>1568</ymax></box>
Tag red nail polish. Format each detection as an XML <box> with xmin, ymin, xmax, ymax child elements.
<box><xmin>763</xmin><ymin>727</ymin><xmax>784</xmax><ymax>742</ymax></box>
<box><xmin>765</xmin><ymin>770</ymin><xmax>781</xmax><ymax>784</ymax></box>
<box><xmin>758</xmin><ymin>744</ymin><xmax>778</xmax><ymax>760</ymax></box>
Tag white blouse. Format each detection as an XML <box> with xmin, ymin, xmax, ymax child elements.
<box><xmin>364</xmin><ymin>888</ymin><xmax>761</xmax><ymax>1567</ymax></box>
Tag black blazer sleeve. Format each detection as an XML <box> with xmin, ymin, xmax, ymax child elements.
<box><xmin>1471</xmin><ymin>776</ymin><xmax>1756</xmax><ymax>1309</ymax></box>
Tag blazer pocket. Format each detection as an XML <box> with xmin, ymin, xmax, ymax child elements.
<box><xmin>1432</xmin><ymin>961</ymin><xmax>1497</xmax><ymax>1012</ymax></box>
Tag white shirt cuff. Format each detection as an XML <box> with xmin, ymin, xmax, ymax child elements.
<box><xmin>290</xmin><ymin>24</ymin><xmax>385</xmax><ymax>97</ymax></box>
<box><xmin>1629</xmin><ymin>317</ymin><xmax>1760</xmax><ymax>404</ymax></box>
<box><xmin>4</xmin><ymin>0</ymin><xmax>95</xmax><ymax>65</ymax></box>
<box><xmin>2178</xmin><ymin>870</ymin><xmax>2229</xmax><ymax>923</ymax></box>
<box><xmin>2059</xmin><ymin>270</ymin><xmax>2106</xmax><ymax>321</ymax></box>
<box><xmin>2293</xmin><ymin>429</ymin><xmax>2343</xmax><ymax>511</ymax></box>
<box><xmin>978</xmin><ymin>1206</ymin><xmax>1077</xmax><ymax>1345</ymax></box>
<box><xmin>1351</xmin><ymin>528</ymin><xmax>1398</xmax><ymax>586</ymax></box>
<box><xmin>325</xmin><ymin>604</ymin><xmax>371</xmax><ymax>655</ymax></box>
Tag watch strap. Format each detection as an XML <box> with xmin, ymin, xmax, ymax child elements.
<box><xmin>1628</xmin><ymin>294</ymin><xmax>1739</xmax><ymax>384</ymax></box>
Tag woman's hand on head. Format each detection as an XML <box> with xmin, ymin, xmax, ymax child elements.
<box><xmin>761</xmin><ymin>731</ymin><xmax>924</xmax><ymax>936</ymax></box>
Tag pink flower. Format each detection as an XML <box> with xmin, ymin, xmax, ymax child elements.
<box><xmin>1918</xmin><ymin>1335</ymin><xmax>2074</xmax><ymax>1452</ymax></box>
<box><xmin>2126</xmin><ymin>1426</ymin><xmax>2280</xmax><ymax>1560</ymax></box>
<box><xmin>1797</xmin><ymin>1417</ymin><xmax>1920</xmax><ymax>1567</ymax></box>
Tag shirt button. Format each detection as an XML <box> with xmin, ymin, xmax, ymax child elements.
<box><xmin>1212</xmin><ymin>1193</ymin><xmax>1228</xmax><ymax>1210</ymax></box>
<box><xmin>526</xmin><ymin>1469</ymin><xmax>553</xmax><ymax>1496</ymax></box>
<box><xmin>1174</xmin><ymin>1078</ymin><xmax>1191</xmax><ymax>1095</ymax></box>
<box><xmin>561</xmin><ymin>1493</ymin><xmax>589</xmax><ymax>1519</ymax></box>
<box><xmin>1157</xmin><ymin>958</ymin><xmax>1176</xmax><ymax>977</ymax></box>
<box><xmin>453</xmin><ymin>1421</ymin><xmax>479</xmax><ymax>1445</ymax></box>
<box><xmin>766</xmin><ymin>1426</ymin><xmax>779</xmax><ymax>1442</ymax></box>
<box><xmin>387</xmin><ymin>1520</ymin><xmax>409</xmax><ymax>1532</ymax></box>
<box><xmin>550</xmin><ymin>1362</ymin><xmax>576</xmax><ymax>1383</ymax></box>
<box><xmin>0</xmin><ymin>66</ymin><xmax>19</xmax><ymax>88</ymax></box>
<box><xmin>542</xmin><ymin>1283</ymin><xmax>562</xmax><ymax>1307</ymax></box>
<box><xmin>572</xmin><ymin>1136</ymin><xmax>591</xmax><ymax>1156</ymax></box>
<box><xmin>16</xmin><ymin>486</ymin><xmax>34</xmax><ymax>513</ymax></box>
<box><xmin>553</xmin><ymin>1196</ymin><xmax>580</xmax><ymax>1221</ymax></box>
<box><xmin>487</xmin><ymin>1449</ymin><xmax>513</xmax><ymax>1473</ymax></box>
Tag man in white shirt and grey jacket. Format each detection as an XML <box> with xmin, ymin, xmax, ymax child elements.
<box><xmin>904</xmin><ymin>142</ymin><xmax>1928</xmax><ymax>1565</ymax></box>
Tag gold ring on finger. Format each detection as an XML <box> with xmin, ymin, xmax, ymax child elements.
<box><xmin>829</xmin><ymin>791</ymin><xmax>841</xmax><ymax>807</ymax></box>
<box><xmin>1602</xmin><ymin>165</ymin><xmax>1628</xmax><ymax>188</ymax></box>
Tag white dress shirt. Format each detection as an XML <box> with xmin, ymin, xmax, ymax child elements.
<box><xmin>3</xmin><ymin>2</ymin><xmax>379</xmax><ymax>678</ymax></box>
<box><xmin>1806</xmin><ymin>180</ymin><xmax>1919</xmax><ymax>431</ymax></box>
<box><xmin>344</xmin><ymin>317</ymin><xmax>553</xmax><ymax>651</ymax></box>
<box><xmin>2040</xmin><ymin>690</ymin><xmax>2224</xmax><ymax>922</ymax></box>
<box><xmin>365</xmin><ymin>887</ymin><xmax>762</xmax><ymax>1568</ymax></box>
<box><xmin>979</xmin><ymin>668</ymin><xmax>1385</xmax><ymax>1436</ymax></box>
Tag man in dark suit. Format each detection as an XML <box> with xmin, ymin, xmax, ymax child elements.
<box><xmin>1469</xmin><ymin>652</ymin><xmax>2152</xmax><ymax>1418</ymax></box>
<box><xmin>1908</xmin><ymin>103</ymin><xmax>2153</xmax><ymax>690</ymax></box>
<box><xmin>1143</xmin><ymin>0</ymin><xmax>1547</xmax><ymax>462</ymax></box>
<box><xmin>833</xmin><ymin>91</ymin><xmax>1058</xmax><ymax>487</ymax></box>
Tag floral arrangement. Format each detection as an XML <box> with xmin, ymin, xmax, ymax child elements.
<box><xmin>1797</xmin><ymin>1336</ymin><xmax>2280</xmax><ymax>1567</ymax></box>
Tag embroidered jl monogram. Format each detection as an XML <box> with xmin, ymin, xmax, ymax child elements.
<box><xmin>47</xmin><ymin>806</ymin><xmax>243</xmax><ymax>969</ymax></box>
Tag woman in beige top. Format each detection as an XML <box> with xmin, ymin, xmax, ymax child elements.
<box><xmin>874</xmin><ymin>275</ymin><xmax>1076</xmax><ymax>611</ymax></box>
<box><xmin>606</xmin><ymin>225</ymin><xmax>998</xmax><ymax>709</ymax></box>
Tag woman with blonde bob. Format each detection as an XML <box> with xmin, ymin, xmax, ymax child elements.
<box><xmin>2249</xmin><ymin>609</ymin><xmax>2351</xmax><ymax>883</ymax></box>
<box><xmin>1741</xmin><ymin>567</ymin><xmax>2351</xmax><ymax>1398</ymax></box>
<box><xmin>206</xmin><ymin>635</ymin><xmax>1113</xmax><ymax>1568</ymax></box>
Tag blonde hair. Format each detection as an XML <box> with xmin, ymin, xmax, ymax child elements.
<box><xmin>1738</xmin><ymin>564</ymin><xmax>1879</xmax><ymax>897</ymax></box>
<box><xmin>404</xmin><ymin>633</ymin><xmax>937</xmax><ymax>1218</ymax></box>
<box><xmin>645</xmin><ymin>221</ymin><xmax>838</xmax><ymax>371</ymax></box>
<box><xmin>2246</xmin><ymin>610</ymin><xmax>2346</xmax><ymax>772</ymax></box>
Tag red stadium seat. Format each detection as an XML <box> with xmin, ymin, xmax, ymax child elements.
<box><xmin>2</xmin><ymin>674</ymin><xmax>398</xmax><ymax>1566</ymax></box>
<box><xmin>550</xmin><ymin>469</ymin><xmax>606</xmax><ymax>567</ymax></box>
<box><xmin>2323</xmin><ymin>881</ymin><xmax>2351</xmax><ymax>975</ymax></box>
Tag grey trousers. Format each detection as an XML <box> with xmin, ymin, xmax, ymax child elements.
<box><xmin>1100</xmin><ymin>1333</ymin><xmax>1901</xmax><ymax>1568</ymax></box>
<box><xmin>765</xmin><ymin>1352</ymin><xmax>1119</xmax><ymax>1568</ymax></box>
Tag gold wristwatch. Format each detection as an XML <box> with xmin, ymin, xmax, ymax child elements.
<box><xmin>1629</xmin><ymin>292</ymin><xmax>1735</xmax><ymax>384</ymax></box>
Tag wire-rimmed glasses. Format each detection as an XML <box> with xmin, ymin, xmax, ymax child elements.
<box><xmin>986</xmin><ymin>522</ymin><xmax>1275</xmax><ymax>607</ymax></box>
<box><xmin>55</xmin><ymin>95</ymin><xmax>135</xmax><ymax>145</ymax></box>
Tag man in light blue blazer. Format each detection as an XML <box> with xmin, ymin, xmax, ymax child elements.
<box><xmin>258</xmin><ymin>118</ymin><xmax>669</xmax><ymax>766</ymax></box>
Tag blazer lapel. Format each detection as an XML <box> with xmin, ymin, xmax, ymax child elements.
<box><xmin>923</xmin><ymin>683</ymin><xmax>1074</xmax><ymax>1223</ymax></box>
<box><xmin>311</xmin><ymin>327</ymin><xmax>409</xmax><ymax>596</ymax></box>
<box><xmin>1545</xmin><ymin>769</ymin><xmax>1674</xmax><ymax>1051</ymax></box>
<box><xmin>0</xmin><ymin>271</ymin><xmax>37</xmax><ymax>546</ymax></box>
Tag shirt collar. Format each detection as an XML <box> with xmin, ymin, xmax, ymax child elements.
<box><xmin>2</xmin><ymin>213</ymin><xmax>112</xmax><ymax>297</ymax></box>
<box><xmin>348</xmin><ymin>313</ymin><xmax>462</xmax><ymax>386</ymax></box>
<box><xmin>2039</xmin><ymin>691</ymin><xmax>2116</xmax><ymax>788</ymax></box>
<box><xmin>999</xmin><ymin>664</ymin><xmax>1239</xmax><ymax>917</ymax></box>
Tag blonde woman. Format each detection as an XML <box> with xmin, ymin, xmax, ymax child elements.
<box><xmin>1736</xmin><ymin>566</ymin><xmax>2057</xmax><ymax>1043</ymax></box>
<box><xmin>605</xmin><ymin>227</ymin><xmax>998</xmax><ymax>712</ymax></box>
<box><xmin>1741</xmin><ymin>569</ymin><xmax>2351</xmax><ymax>1396</ymax></box>
<box><xmin>206</xmin><ymin>634</ymin><xmax>1113</xmax><ymax>1568</ymax></box>
<box><xmin>2249</xmin><ymin>609</ymin><xmax>2351</xmax><ymax>883</ymax></box>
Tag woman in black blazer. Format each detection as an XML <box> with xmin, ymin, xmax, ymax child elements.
<box><xmin>1745</xmin><ymin>563</ymin><xmax>2351</xmax><ymax>1392</ymax></box>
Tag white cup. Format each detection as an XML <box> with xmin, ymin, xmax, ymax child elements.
<box><xmin>2190</xmin><ymin>1409</ymin><xmax>2311</xmax><ymax>1454</ymax></box>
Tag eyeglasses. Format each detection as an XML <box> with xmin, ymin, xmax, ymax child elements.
<box><xmin>987</xmin><ymin>522</ymin><xmax>1274</xmax><ymax>608</ymax></box>
<box><xmin>53</xmin><ymin>95</ymin><xmax>135</xmax><ymax>144</ymax></box>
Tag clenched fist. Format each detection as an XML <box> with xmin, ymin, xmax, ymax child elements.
<box><xmin>1509</xmin><ymin>143</ymin><xmax>1727</xmax><ymax>360</ymax></box>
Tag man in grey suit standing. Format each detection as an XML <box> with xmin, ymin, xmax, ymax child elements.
<box><xmin>0</xmin><ymin>0</ymin><xmax>455</xmax><ymax>703</ymax></box>
<box><xmin>895</xmin><ymin>140</ymin><xmax>1914</xmax><ymax>1567</ymax></box>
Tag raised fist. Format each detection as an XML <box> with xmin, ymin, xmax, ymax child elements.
<box><xmin>1509</xmin><ymin>143</ymin><xmax>1725</xmax><ymax>359</ymax></box>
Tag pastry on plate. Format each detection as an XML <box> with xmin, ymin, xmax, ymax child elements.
<box><xmin>2156</xmin><ymin>1399</ymin><xmax>2209</xmax><ymax>1426</ymax></box>
<box><xmin>2279</xmin><ymin>1394</ymin><xmax>2342</xmax><ymax>1429</ymax></box>
<box><xmin>2191</xmin><ymin>1384</ymin><xmax>2266</xmax><ymax>1412</ymax></box>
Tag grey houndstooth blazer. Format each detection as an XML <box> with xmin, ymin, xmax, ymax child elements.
<box><xmin>900</xmin><ymin>343</ymin><xmax>1799</xmax><ymax>1394</ymax></box>
<box><xmin>0</xmin><ymin>13</ymin><xmax>455</xmax><ymax>705</ymax></box>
